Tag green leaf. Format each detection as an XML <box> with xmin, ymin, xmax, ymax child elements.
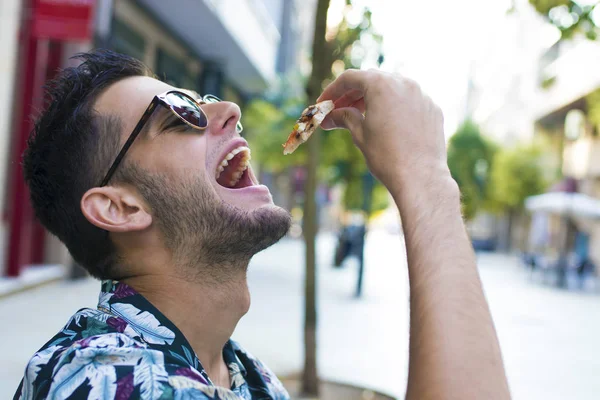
<box><xmin>81</xmin><ymin>318</ymin><xmax>110</xmax><ymax>338</ymax></box>
<box><xmin>529</xmin><ymin>0</ymin><xmax>600</xmax><ymax>42</ymax></box>
<box><xmin>447</xmin><ymin>120</ymin><xmax>497</xmax><ymax>220</ymax></box>
<box><xmin>486</xmin><ymin>144</ymin><xmax>548</xmax><ymax>212</ymax></box>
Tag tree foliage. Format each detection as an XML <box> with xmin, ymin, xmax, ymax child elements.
<box><xmin>243</xmin><ymin>97</ymin><xmax>308</xmax><ymax>170</ymax></box>
<box><xmin>487</xmin><ymin>144</ymin><xmax>548</xmax><ymax>211</ymax></box>
<box><xmin>585</xmin><ymin>88</ymin><xmax>600</xmax><ymax>131</ymax></box>
<box><xmin>242</xmin><ymin>1</ymin><xmax>387</xmax><ymax>215</ymax></box>
<box><xmin>447</xmin><ymin>120</ymin><xmax>497</xmax><ymax>220</ymax></box>
<box><xmin>529</xmin><ymin>0</ymin><xmax>600</xmax><ymax>40</ymax></box>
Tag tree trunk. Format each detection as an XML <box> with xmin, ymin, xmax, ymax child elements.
<box><xmin>506</xmin><ymin>208</ymin><xmax>515</xmax><ymax>252</ymax></box>
<box><xmin>302</xmin><ymin>0</ymin><xmax>331</xmax><ymax>397</ymax></box>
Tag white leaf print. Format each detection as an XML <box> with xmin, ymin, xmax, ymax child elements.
<box><xmin>98</xmin><ymin>292</ymin><xmax>114</xmax><ymax>308</ymax></box>
<box><xmin>169</xmin><ymin>375</ymin><xmax>239</xmax><ymax>399</ymax></box>
<box><xmin>47</xmin><ymin>356</ymin><xmax>93</xmax><ymax>399</ymax></box>
<box><xmin>173</xmin><ymin>388</ymin><xmax>208</xmax><ymax>400</ymax></box>
<box><xmin>21</xmin><ymin>345</ymin><xmax>62</xmax><ymax>400</ymax></box>
<box><xmin>140</xmin><ymin>347</ymin><xmax>164</xmax><ymax>365</ymax></box>
<box><xmin>79</xmin><ymin>333</ymin><xmax>129</xmax><ymax>350</ymax></box>
<box><xmin>79</xmin><ymin>308</ymin><xmax>112</xmax><ymax>323</ymax></box>
<box><xmin>111</xmin><ymin>303</ymin><xmax>176</xmax><ymax>345</ymax></box>
<box><xmin>47</xmin><ymin>335</ymin><xmax>145</xmax><ymax>399</ymax></box>
<box><xmin>168</xmin><ymin>376</ymin><xmax>215</xmax><ymax>395</ymax></box>
<box><xmin>87</xmin><ymin>365</ymin><xmax>117</xmax><ymax>400</ymax></box>
<box><xmin>228</xmin><ymin>362</ymin><xmax>245</xmax><ymax>389</ymax></box>
<box><xmin>134</xmin><ymin>359</ymin><xmax>168</xmax><ymax>400</ymax></box>
<box><xmin>215</xmin><ymin>387</ymin><xmax>244</xmax><ymax>400</ymax></box>
<box><xmin>71</xmin><ymin>308</ymin><xmax>110</xmax><ymax>328</ymax></box>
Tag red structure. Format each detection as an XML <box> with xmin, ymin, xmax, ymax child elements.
<box><xmin>5</xmin><ymin>0</ymin><xmax>96</xmax><ymax>276</ymax></box>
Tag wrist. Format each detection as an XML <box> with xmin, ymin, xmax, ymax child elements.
<box><xmin>389</xmin><ymin>164</ymin><xmax>461</xmax><ymax>219</ymax></box>
<box><xmin>389</xmin><ymin>161</ymin><xmax>457</xmax><ymax>198</ymax></box>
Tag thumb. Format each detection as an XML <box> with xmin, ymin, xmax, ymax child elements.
<box><xmin>321</xmin><ymin>107</ymin><xmax>364</xmax><ymax>133</ymax></box>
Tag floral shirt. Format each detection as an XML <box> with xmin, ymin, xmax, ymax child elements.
<box><xmin>14</xmin><ymin>280</ymin><xmax>289</xmax><ymax>400</ymax></box>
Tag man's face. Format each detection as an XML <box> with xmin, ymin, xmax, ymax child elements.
<box><xmin>94</xmin><ymin>76</ymin><xmax>291</xmax><ymax>270</ymax></box>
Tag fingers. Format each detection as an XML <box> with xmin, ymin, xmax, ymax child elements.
<box><xmin>321</xmin><ymin>107</ymin><xmax>364</xmax><ymax>134</ymax></box>
<box><xmin>332</xmin><ymin>89</ymin><xmax>365</xmax><ymax>112</ymax></box>
<box><xmin>317</xmin><ymin>69</ymin><xmax>369</xmax><ymax>103</ymax></box>
<box><xmin>350</xmin><ymin>97</ymin><xmax>365</xmax><ymax>114</ymax></box>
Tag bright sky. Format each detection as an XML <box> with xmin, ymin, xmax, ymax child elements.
<box><xmin>326</xmin><ymin>0</ymin><xmax>554</xmax><ymax>136</ymax></box>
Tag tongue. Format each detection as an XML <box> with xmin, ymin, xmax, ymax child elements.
<box><xmin>217</xmin><ymin>153</ymin><xmax>244</xmax><ymax>187</ymax></box>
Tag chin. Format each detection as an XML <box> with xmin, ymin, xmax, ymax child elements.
<box><xmin>208</xmin><ymin>138</ymin><xmax>292</xmax><ymax>243</ymax></box>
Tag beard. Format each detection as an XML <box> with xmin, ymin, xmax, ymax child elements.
<box><xmin>130</xmin><ymin>168</ymin><xmax>291</xmax><ymax>281</ymax></box>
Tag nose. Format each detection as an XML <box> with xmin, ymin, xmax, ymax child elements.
<box><xmin>202</xmin><ymin>101</ymin><xmax>241</xmax><ymax>136</ymax></box>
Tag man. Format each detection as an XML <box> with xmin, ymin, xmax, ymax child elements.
<box><xmin>16</xmin><ymin>50</ymin><xmax>510</xmax><ymax>399</ymax></box>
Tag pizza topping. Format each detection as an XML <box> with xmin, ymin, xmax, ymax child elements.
<box><xmin>283</xmin><ymin>100</ymin><xmax>335</xmax><ymax>155</ymax></box>
<box><xmin>300</xmin><ymin>106</ymin><xmax>317</xmax><ymax>121</ymax></box>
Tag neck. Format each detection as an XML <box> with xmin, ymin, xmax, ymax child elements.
<box><xmin>121</xmin><ymin>262</ymin><xmax>250</xmax><ymax>386</ymax></box>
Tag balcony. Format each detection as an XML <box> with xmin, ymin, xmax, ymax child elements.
<box><xmin>138</xmin><ymin>0</ymin><xmax>281</xmax><ymax>94</ymax></box>
<box><xmin>535</xmin><ymin>38</ymin><xmax>600</xmax><ymax>120</ymax></box>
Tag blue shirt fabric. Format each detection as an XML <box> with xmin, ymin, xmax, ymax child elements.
<box><xmin>14</xmin><ymin>280</ymin><xmax>289</xmax><ymax>400</ymax></box>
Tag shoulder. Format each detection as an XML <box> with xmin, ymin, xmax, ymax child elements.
<box><xmin>18</xmin><ymin>332</ymin><xmax>221</xmax><ymax>400</ymax></box>
<box><xmin>18</xmin><ymin>333</ymin><xmax>145</xmax><ymax>399</ymax></box>
<box><xmin>16</xmin><ymin>333</ymin><xmax>224</xmax><ymax>400</ymax></box>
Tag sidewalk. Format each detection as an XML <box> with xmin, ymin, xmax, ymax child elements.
<box><xmin>2</xmin><ymin>231</ymin><xmax>600</xmax><ymax>399</ymax></box>
<box><xmin>0</xmin><ymin>232</ymin><xmax>408</xmax><ymax>399</ymax></box>
<box><xmin>0</xmin><ymin>264</ymin><xmax>66</xmax><ymax>298</ymax></box>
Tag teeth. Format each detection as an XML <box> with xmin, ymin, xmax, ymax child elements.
<box><xmin>216</xmin><ymin>145</ymin><xmax>252</xmax><ymax>183</ymax></box>
<box><xmin>215</xmin><ymin>165</ymin><xmax>225</xmax><ymax>179</ymax></box>
<box><xmin>226</xmin><ymin>167</ymin><xmax>248</xmax><ymax>187</ymax></box>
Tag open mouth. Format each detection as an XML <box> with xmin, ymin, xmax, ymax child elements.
<box><xmin>215</xmin><ymin>145</ymin><xmax>255</xmax><ymax>189</ymax></box>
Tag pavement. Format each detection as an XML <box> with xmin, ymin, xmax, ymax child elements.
<box><xmin>1</xmin><ymin>230</ymin><xmax>600</xmax><ymax>399</ymax></box>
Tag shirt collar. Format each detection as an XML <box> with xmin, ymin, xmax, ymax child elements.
<box><xmin>98</xmin><ymin>280</ymin><xmax>201</xmax><ymax>369</ymax></box>
<box><xmin>97</xmin><ymin>280</ymin><xmax>248</xmax><ymax>384</ymax></box>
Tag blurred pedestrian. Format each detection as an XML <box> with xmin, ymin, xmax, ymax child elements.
<box><xmin>334</xmin><ymin>211</ymin><xmax>366</xmax><ymax>267</ymax></box>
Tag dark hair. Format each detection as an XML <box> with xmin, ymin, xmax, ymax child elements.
<box><xmin>23</xmin><ymin>49</ymin><xmax>153</xmax><ymax>279</ymax></box>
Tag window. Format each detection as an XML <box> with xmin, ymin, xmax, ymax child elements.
<box><xmin>155</xmin><ymin>49</ymin><xmax>192</xmax><ymax>88</ymax></box>
<box><xmin>111</xmin><ymin>19</ymin><xmax>146</xmax><ymax>61</ymax></box>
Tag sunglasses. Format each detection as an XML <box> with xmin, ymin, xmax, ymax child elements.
<box><xmin>99</xmin><ymin>91</ymin><xmax>242</xmax><ymax>187</ymax></box>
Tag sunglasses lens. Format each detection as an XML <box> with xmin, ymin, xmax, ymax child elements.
<box><xmin>165</xmin><ymin>92</ymin><xmax>207</xmax><ymax>128</ymax></box>
<box><xmin>202</xmin><ymin>94</ymin><xmax>221</xmax><ymax>104</ymax></box>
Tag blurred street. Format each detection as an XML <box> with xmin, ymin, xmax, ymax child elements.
<box><xmin>2</xmin><ymin>230</ymin><xmax>599</xmax><ymax>400</ymax></box>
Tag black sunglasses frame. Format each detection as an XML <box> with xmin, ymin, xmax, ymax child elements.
<box><xmin>99</xmin><ymin>90</ymin><xmax>211</xmax><ymax>187</ymax></box>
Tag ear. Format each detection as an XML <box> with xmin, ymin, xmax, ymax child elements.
<box><xmin>81</xmin><ymin>186</ymin><xmax>152</xmax><ymax>233</ymax></box>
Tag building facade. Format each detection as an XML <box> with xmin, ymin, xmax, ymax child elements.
<box><xmin>533</xmin><ymin>35</ymin><xmax>600</xmax><ymax>264</ymax></box>
<box><xmin>466</xmin><ymin>0</ymin><xmax>600</xmax><ymax>262</ymax></box>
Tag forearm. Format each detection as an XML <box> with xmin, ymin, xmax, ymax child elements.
<box><xmin>392</xmin><ymin>168</ymin><xmax>510</xmax><ymax>400</ymax></box>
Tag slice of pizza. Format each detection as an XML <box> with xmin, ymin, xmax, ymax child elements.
<box><xmin>282</xmin><ymin>100</ymin><xmax>335</xmax><ymax>155</ymax></box>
